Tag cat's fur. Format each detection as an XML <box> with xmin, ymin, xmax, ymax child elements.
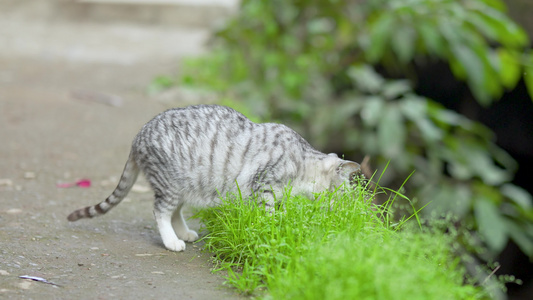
<box><xmin>67</xmin><ymin>105</ymin><xmax>361</xmax><ymax>251</ymax></box>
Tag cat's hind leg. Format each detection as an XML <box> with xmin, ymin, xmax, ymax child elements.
<box><xmin>173</xmin><ymin>202</ymin><xmax>198</xmax><ymax>242</ymax></box>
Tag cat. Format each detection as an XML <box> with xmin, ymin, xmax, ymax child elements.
<box><xmin>67</xmin><ymin>104</ymin><xmax>361</xmax><ymax>252</ymax></box>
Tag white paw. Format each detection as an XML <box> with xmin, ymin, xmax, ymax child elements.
<box><xmin>178</xmin><ymin>230</ymin><xmax>199</xmax><ymax>242</ymax></box>
<box><xmin>163</xmin><ymin>238</ymin><xmax>186</xmax><ymax>252</ymax></box>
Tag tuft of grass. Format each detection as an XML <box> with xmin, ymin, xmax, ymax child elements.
<box><xmin>193</xmin><ymin>183</ymin><xmax>487</xmax><ymax>299</ymax></box>
<box><xmin>267</xmin><ymin>230</ymin><xmax>482</xmax><ymax>300</ymax></box>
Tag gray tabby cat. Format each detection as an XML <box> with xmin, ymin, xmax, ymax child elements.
<box><xmin>67</xmin><ymin>105</ymin><xmax>361</xmax><ymax>252</ymax></box>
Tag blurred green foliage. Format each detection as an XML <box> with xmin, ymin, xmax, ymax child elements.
<box><xmin>154</xmin><ymin>0</ymin><xmax>533</xmax><ymax>258</ymax></box>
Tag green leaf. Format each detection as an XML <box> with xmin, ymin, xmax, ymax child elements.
<box><xmin>348</xmin><ymin>65</ymin><xmax>385</xmax><ymax>94</ymax></box>
<box><xmin>450</xmin><ymin>44</ymin><xmax>491</xmax><ymax>105</ymax></box>
<box><xmin>489</xmin><ymin>144</ymin><xmax>518</xmax><ymax>173</ymax></box>
<box><xmin>429</xmin><ymin>104</ymin><xmax>474</xmax><ymax>129</ymax></box>
<box><xmin>524</xmin><ymin>53</ymin><xmax>533</xmax><ymax>101</ymax></box>
<box><xmin>495</xmin><ymin>48</ymin><xmax>521</xmax><ymax>89</ymax></box>
<box><xmin>463</xmin><ymin>142</ymin><xmax>510</xmax><ymax>185</ymax></box>
<box><xmin>417</xmin><ymin>21</ymin><xmax>445</xmax><ymax>56</ymax></box>
<box><xmin>416</xmin><ymin>118</ymin><xmax>444</xmax><ymax>142</ymax></box>
<box><xmin>400</xmin><ymin>96</ymin><xmax>443</xmax><ymax>142</ymax></box>
<box><xmin>382</xmin><ymin>80</ymin><xmax>411</xmax><ymax>100</ymax></box>
<box><xmin>378</xmin><ymin>105</ymin><xmax>406</xmax><ymax>158</ymax></box>
<box><xmin>467</xmin><ymin>11</ymin><xmax>502</xmax><ymax>44</ymax></box>
<box><xmin>501</xmin><ymin>184</ymin><xmax>533</xmax><ymax>210</ymax></box>
<box><xmin>331</xmin><ymin>99</ymin><xmax>363</xmax><ymax>128</ymax></box>
<box><xmin>307</xmin><ymin>18</ymin><xmax>334</xmax><ymax>34</ymax></box>
<box><xmin>360</xmin><ymin>96</ymin><xmax>385</xmax><ymax>127</ymax></box>
<box><xmin>473</xmin><ymin>7</ymin><xmax>529</xmax><ymax>48</ymax></box>
<box><xmin>467</xmin><ymin>8</ymin><xmax>528</xmax><ymax>48</ymax></box>
<box><xmin>444</xmin><ymin>140</ymin><xmax>474</xmax><ymax>180</ymax></box>
<box><xmin>391</xmin><ymin>26</ymin><xmax>416</xmax><ymax>63</ymax></box>
<box><xmin>437</xmin><ymin>18</ymin><xmax>462</xmax><ymax>45</ymax></box>
<box><xmin>504</xmin><ymin>220</ymin><xmax>533</xmax><ymax>256</ymax></box>
<box><xmin>477</xmin><ymin>46</ymin><xmax>504</xmax><ymax>99</ymax></box>
<box><xmin>477</xmin><ymin>0</ymin><xmax>507</xmax><ymax>12</ymax></box>
<box><xmin>366</xmin><ymin>13</ymin><xmax>395</xmax><ymax>63</ymax></box>
<box><xmin>474</xmin><ymin>198</ymin><xmax>508</xmax><ymax>252</ymax></box>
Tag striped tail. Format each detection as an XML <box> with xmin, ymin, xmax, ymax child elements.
<box><xmin>67</xmin><ymin>153</ymin><xmax>140</xmax><ymax>222</ymax></box>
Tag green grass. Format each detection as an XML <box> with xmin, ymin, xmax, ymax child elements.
<box><xmin>193</xmin><ymin>184</ymin><xmax>487</xmax><ymax>299</ymax></box>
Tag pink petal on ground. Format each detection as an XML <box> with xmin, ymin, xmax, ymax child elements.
<box><xmin>76</xmin><ymin>179</ymin><xmax>91</xmax><ymax>188</ymax></box>
<box><xmin>56</xmin><ymin>179</ymin><xmax>91</xmax><ymax>188</ymax></box>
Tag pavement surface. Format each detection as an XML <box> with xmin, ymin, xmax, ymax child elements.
<box><xmin>0</xmin><ymin>1</ymin><xmax>241</xmax><ymax>299</ymax></box>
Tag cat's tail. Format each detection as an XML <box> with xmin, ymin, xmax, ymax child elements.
<box><xmin>67</xmin><ymin>152</ymin><xmax>139</xmax><ymax>222</ymax></box>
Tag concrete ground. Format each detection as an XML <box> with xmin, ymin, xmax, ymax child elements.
<box><xmin>0</xmin><ymin>1</ymin><xmax>241</xmax><ymax>299</ymax></box>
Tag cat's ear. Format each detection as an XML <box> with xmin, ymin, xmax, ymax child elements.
<box><xmin>323</xmin><ymin>156</ymin><xmax>341</xmax><ymax>172</ymax></box>
<box><xmin>335</xmin><ymin>161</ymin><xmax>361</xmax><ymax>180</ymax></box>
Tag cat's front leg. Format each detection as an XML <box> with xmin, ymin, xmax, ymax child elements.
<box><xmin>154</xmin><ymin>208</ymin><xmax>186</xmax><ymax>252</ymax></box>
<box><xmin>154</xmin><ymin>199</ymin><xmax>197</xmax><ymax>252</ymax></box>
<box><xmin>258</xmin><ymin>189</ymin><xmax>284</xmax><ymax>213</ymax></box>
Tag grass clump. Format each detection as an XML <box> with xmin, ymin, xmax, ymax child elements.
<box><xmin>268</xmin><ymin>230</ymin><xmax>481</xmax><ymax>300</ymax></box>
<box><xmin>194</xmin><ymin>185</ymin><xmax>487</xmax><ymax>299</ymax></box>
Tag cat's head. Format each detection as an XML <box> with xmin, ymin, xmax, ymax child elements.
<box><xmin>324</xmin><ymin>154</ymin><xmax>363</xmax><ymax>189</ymax></box>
